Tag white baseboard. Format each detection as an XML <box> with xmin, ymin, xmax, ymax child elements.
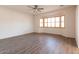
<box><xmin>0</xmin><ymin>32</ymin><xmax>34</xmax><ymax>39</ymax></box>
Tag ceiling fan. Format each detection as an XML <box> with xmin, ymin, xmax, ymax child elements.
<box><xmin>27</xmin><ymin>5</ymin><xmax>44</xmax><ymax>15</ymax></box>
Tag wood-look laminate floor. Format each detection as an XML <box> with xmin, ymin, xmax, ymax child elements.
<box><xmin>0</xmin><ymin>33</ymin><xmax>78</xmax><ymax>54</ymax></box>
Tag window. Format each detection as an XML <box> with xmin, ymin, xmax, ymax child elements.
<box><xmin>51</xmin><ymin>17</ymin><xmax>55</xmax><ymax>27</ymax></box>
<box><xmin>44</xmin><ymin>18</ymin><xmax>48</xmax><ymax>27</ymax></box>
<box><xmin>40</xmin><ymin>19</ymin><xmax>43</xmax><ymax>27</ymax></box>
<box><xmin>61</xmin><ymin>16</ymin><xmax>64</xmax><ymax>27</ymax></box>
<box><xmin>40</xmin><ymin>16</ymin><xmax>64</xmax><ymax>28</ymax></box>
<box><xmin>55</xmin><ymin>17</ymin><xmax>60</xmax><ymax>27</ymax></box>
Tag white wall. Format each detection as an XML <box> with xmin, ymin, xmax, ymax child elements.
<box><xmin>0</xmin><ymin>7</ymin><xmax>34</xmax><ymax>39</ymax></box>
<box><xmin>0</xmin><ymin>6</ymin><xmax>76</xmax><ymax>39</ymax></box>
<box><xmin>34</xmin><ymin>6</ymin><xmax>76</xmax><ymax>38</ymax></box>
<box><xmin>76</xmin><ymin>6</ymin><xmax>79</xmax><ymax>48</ymax></box>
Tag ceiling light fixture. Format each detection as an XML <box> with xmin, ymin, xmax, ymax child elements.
<box><xmin>27</xmin><ymin>5</ymin><xmax>44</xmax><ymax>15</ymax></box>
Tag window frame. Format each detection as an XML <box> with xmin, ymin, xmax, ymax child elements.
<box><xmin>40</xmin><ymin>16</ymin><xmax>65</xmax><ymax>28</ymax></box>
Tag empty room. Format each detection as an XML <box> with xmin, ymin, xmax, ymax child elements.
<box><xmin>0</xmin><ymin>5</ymin><xmax>79</xmax><ymax>54</ymax></box>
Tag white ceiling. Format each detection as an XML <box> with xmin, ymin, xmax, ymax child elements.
<box><xmin>1</xmin><ymin>5</ymin><xmax>74</xmax><ymax>14</ymax></box>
